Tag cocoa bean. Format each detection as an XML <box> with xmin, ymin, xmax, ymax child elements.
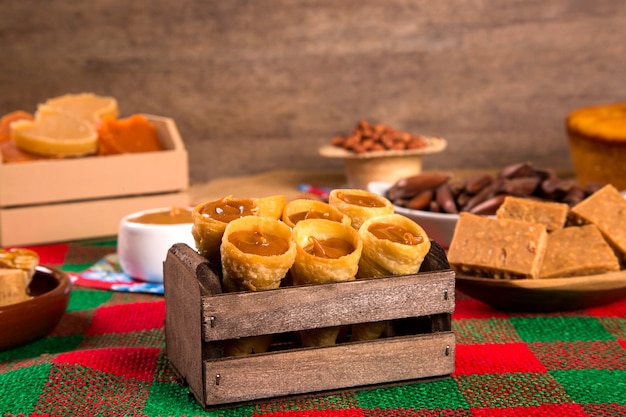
<box><xmin>465</xmin><ymin>173</ymin><xmax>493</xmax><ymax>194</ymax></box>
<box><xmin>531</xmin><ymin>167</ymin><xmax>558</xmax><ymax>182</ymax></box>
<box><xmin>386</xmin><ymin>184</ymin><xmax>405</xmax><ymax>201</ymax></box>
<box><xmin>435</xmin><ymin>183</ymin><xmax>458</xmax><ymax>214</ymax></box>
<box><xmin>448</xmin><ymin>179</ymin><xmax>467</xmax><ymax>197</ymax></box>
<box><xmin>389</xmin><ymin>197</ymin><xmax>411</xmax><ymax>207</ymax></box>
<box><xmin>563</xmin><ymin>186</ymin><xmax>586</xmax><ymax>206</ymax></box>
<box><xmin>407</xmin><ymin>190</ymin><xmax>434</xmax><ymax>210</ymax></box>
<box><xmin>464</xmin><ymin>179</ymin><xmax>504</xmax><ymax>212</ymax></box>
<box><xmin>388</xmin><ymin>172</ymin><xmax>452</xmax><ymax>200</ymax></box>
<box><xmin>497</xmin><ymin>162</ymin><xmax>534</xmax><ymax>179</ymax></box>
<box><xmin>455</xmin><ymin>191</ymin><xmax>473</xmax><ymax>209</ymax></box>
<box><xmin>585</xmin><ymin>182</ymin><xmax>606</xmax><ymax>195</ymax></box>
<box><xmin>501</xmin><ymin>177</ymin><xmax>541</xmax><ymax>197</ymax></box>
<box><xmin>469</xmin><ymin>194</ymin><xmax>507</xmax><ymax>215</ymax></box>
<box><xmin>539</xmin><ymin>178</ymin><xmax>576</xmax><ymax>200</ymax></box>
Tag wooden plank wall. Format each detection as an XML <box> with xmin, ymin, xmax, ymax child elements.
<box><xmin>2</xmin><ymin>1</ymin><xmax>625</xmax><ymax>183</ymax></box>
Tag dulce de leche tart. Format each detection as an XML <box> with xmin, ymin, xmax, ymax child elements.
<box><xmin>291</xmin><ymin>219</ymin><xmax>363</xmax><ymax>347</ymax></box>
<box><xmin>221</xmin><ymin>216</ymin><xmax>296</xmax><ymax>292</ymax></box>
<box><xmin>220</xmin><ymin>216</ymin><xmax>296</xmax><ymax>356</ymax></box>
<box><xmin>352</xmin><ymin>214</ymin><xmax>431</xmax><ymax>341</ymax></box>
<box><xmin>191</xmin><ymin>195</ymin><xmax>286</xmax><ymax>265</ymax></box>
<box><xmin>357</xmin><ymin>214</ymin><xmax>431</xmax><ymax>279</ymax></box>
<box><xmin>290</xmin><ymin>219</ymin><xmax>362</xmax><ymax>286</ymax></box>
<box><xmin>328</xmin><ymin>189</ymin><xmax>394</xmax><ymax>229</ymax></box>
<box><xmin>281</xmin><ymin>199</ymin><xmax>351</xmax><ymax>228</ymax></box>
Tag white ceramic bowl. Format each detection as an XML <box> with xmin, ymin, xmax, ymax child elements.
<box><xmin>117</xmin><ymin>207</ymin><xmax>196</xmax><ymax>283</ymax></box>
<box><xmin>368</xmin><ymin>182</ymin><xmax>459</xmax><ymax>248</ymax></box>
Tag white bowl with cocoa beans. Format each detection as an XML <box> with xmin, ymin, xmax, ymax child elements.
<box><xmin>368</xmin><ymin>162</ymin><xmax>604</xmax><ymax>248</ymax></box>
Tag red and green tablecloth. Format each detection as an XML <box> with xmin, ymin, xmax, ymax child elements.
<box><xmin>1</xmin><ymin>238</ymin><xmax>625</xmax><ymax>417</ymax></box>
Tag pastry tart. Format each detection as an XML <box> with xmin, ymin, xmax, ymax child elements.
<box><xmin>0</xmin><ymin>248</ymin><xmax>39</xmax><ymax>287</ymax></box>
<box><xmin>0</xmin><ymin>268</ymin><xmax>30</xmax><ymax>307</ymax></box>
<box><xmin>281</xmin><ymin>199</ymin><xmax>351</xmax><ymax>228</ymax></box>
<box><xmin>191</xmin><ymin>194</ymin><xmax>286</xmax><ymax>265</ymax></box>
<box><xmin>0</xmin><ymin>248</ymin><xmax>39</xmax><ymax>307</ymax></box>
<box><xmin>328</xmin><ymin>189</ymin><xmax>394</xmax><ymax>229</ymax></box>
<box><xmin>291</xmin><ymin>219</ymin><xmax>362</xmax><ymax>286</ymax></box>
<box><xmin>352</xmin><ymin>214</ymin><xmax>431</xmax><ymax>341</ymax></box>
<box><xmin>356</xmin><ymin>214</ymin><xmax>431</xmax><ymax>278</ymax></box>
<box><xmin>220</xmin><ymin>215</ymin><xmax>296</xmax><ymax>356</ymax></box>
<box><xmin>290</xmin><ymin>219</ymin><xmax>363</xmax><ymax>346</ymax></box>
<box><xmin>221</xmin><ymin>215</ymin><xmax>296</xmax><ymax>292</ymax></box>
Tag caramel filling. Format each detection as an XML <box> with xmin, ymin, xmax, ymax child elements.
<box><xmin>336</xmin><ymin>191</ymin><xmax>386</xmax><ymax>208</ymax></box>
<box><xmin>228</xmin><ymin>227</ymin><xmax>290</xmax><ymax>256</ymax></box>
<box><xmin>289</xmin><ymin>209</ymin><xmax>342</xmax><ymax>224</ymax></box>
<box><xmin>128</xmin><ymin>207</ymin><xmax>192</xmax><ymax>224</ymax></box>
<box><xmin>200</xmin><ymin>197</ymin><xmax>256</xmax><ymax>222</ymax></box>
<box><xmin>303</xmin><ymin>236</ymin><xmax>355</xmax><ymax>259</ymax></box>
<box><xmin>368</xmin><ymin>223</ymin><xmax>423</xmax><ymax>245</ymax></box>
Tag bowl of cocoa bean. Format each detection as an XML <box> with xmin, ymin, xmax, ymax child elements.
<box><xmin>368</xmin><ymin>162</ymin><xmax>605</xmax><ymax>248</ymax></box>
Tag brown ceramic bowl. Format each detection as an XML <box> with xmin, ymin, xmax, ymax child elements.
<box><xmin>0</xmin><ymin>265</ymin><xmax>72</xmax><ymax>351</ymax></box>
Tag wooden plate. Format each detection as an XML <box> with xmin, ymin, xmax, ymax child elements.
<box><xmin>456</xmin><ymin>270</ymin><xmax>626</xmax><ymax>312</ymax></box>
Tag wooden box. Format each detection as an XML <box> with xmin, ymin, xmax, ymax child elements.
<box><xmin>0</xmin><ymin>115</ymin><xmax>189</xmax><ymax>247</ymax></box>
<box><xmin>164</xmin><ymin>242</ymin><xmax>455</xmax><ymax>408</ymax></box>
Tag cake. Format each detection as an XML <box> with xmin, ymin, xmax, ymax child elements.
<box><xmin>569</xmin><ymin>184</ymin><xmax>626</xmax><ymax>263</ymax></box>
<box><xmin>447</xmin><ymin>212</ymin><xmax>548</xmax><ymax>279</ymax></box>
<box><xmin>0</xmin><ymin>269</ymin><xmax>29</xmax><ymax>307</ymax></box>
<box><xmin>566</xmin><ymin>102</ymin><xmax>626</xmax><ymax>191</ymax></box>
<box><xmin>538</xmin><ymin>224</ymin><xmax>620</xmax><ymax>278</ymax></box>
<box><xmin>496</xmin><ymin>196</ymin><xmax>569</xmax><ymax>232</ymax></box>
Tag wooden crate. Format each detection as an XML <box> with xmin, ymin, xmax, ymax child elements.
<box><xmin>0</xmin><ymin>115</ymin><xmax>188</xmax><ymax>246</ymax></box>
<box><xmin>164</xmin><ymin>242</ymin><xmax>455</xmax><ymax>408</ymax></box>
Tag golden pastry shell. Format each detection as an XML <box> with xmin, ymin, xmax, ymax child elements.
<box><xmin>357</xmin><ymin>213</ymin><xmax>431</xmax><ymax>277</ymax></box>
<box><xmin>282</xmin><ymin>199</ymin><xmax>351</xmax><ymax>228</ymax></box>
<box><xmin>328</xmin><ymin>189</ymin><xmax>394</xmax><ymax>229</ymax></box>
<box><xmin>290</xmin><ymin>218</ymin><xmax>363</xmax><ymax>285</ymax></box>
<box><xmin>220</xmin><ymin>215</ymin><xmax>296</xmax><ymax>292</ymax></box>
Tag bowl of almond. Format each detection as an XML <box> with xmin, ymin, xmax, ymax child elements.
<box><xmin>319</xmin><ymin>119</ymin><xmax>447</xmax><ymax>190</ymax></box>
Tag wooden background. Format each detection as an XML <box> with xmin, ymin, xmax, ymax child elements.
<box><xmin>2</xmin><ymin>1</ymin><xmax>625</xmax><ymax>183</ymax></box>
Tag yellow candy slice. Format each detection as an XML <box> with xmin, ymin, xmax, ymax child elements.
<box><xmin>10</xmin><ymin>107</ymin><xmax>98</xmax><ymax>157</ymax></box>
<box><xmin>42</xmin><ymin>92</ymin><xmax>119</xmax><ymax>124</ymax></box>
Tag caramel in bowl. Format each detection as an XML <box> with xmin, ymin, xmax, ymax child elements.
<box><xmin>118</xmin><ymin>207</ymin><xmax>196</xmax><ymax>283</ymax></box>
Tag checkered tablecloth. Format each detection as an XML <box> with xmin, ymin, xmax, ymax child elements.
<box><xmin>1</xmin><ymin>238</ymin><xmax>625</xmax><ymax>416</ymax></box>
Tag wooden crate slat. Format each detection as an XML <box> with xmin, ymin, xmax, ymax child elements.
<box><xmin>163</xmin><ymin>245</ymin><xmax>208</xmax><ymax>405</ymax></box>
<box><xmin>201</xmin><ymin>271</ymin><xmax>454</xmax><ymax>341</ymax></box>
<box><xmin>203</xmin><ymin>332</ymin><xmax>455</xmax><ymax>405</ymax></box>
